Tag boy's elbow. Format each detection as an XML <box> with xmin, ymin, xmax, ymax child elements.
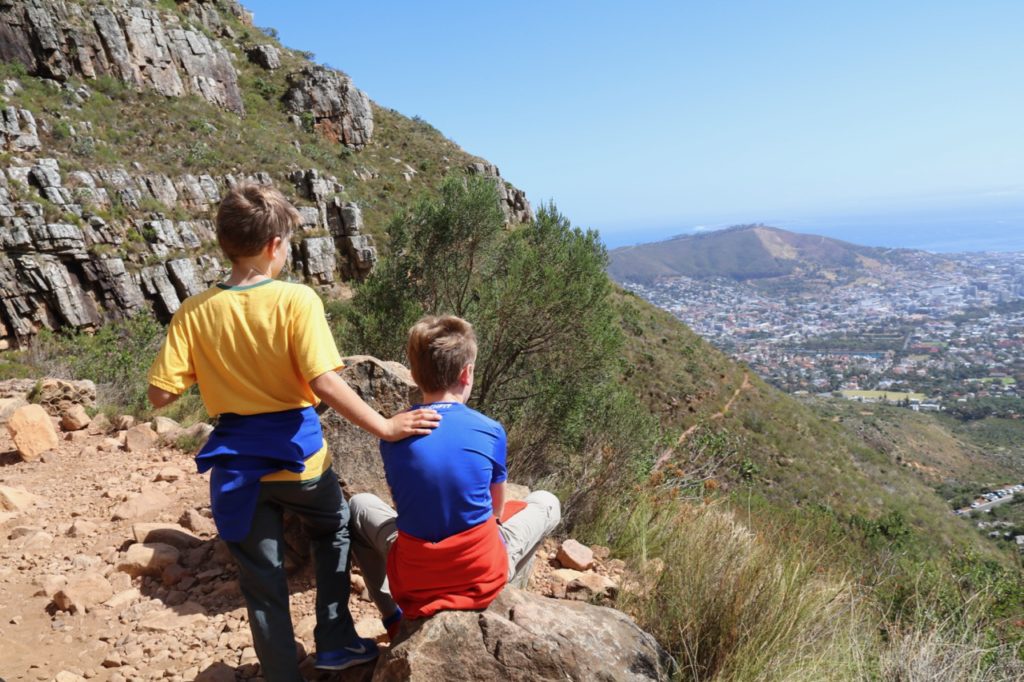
<box><xmin>147</xmin><ymin>384</ymin><xmax>178</xmax><ymax>408</ymax></box>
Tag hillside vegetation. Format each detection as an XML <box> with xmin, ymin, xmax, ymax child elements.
<box><xmin>1</xmin><ymin>0</ymin><xmax>1023</xmax><ymax>678</ymax></box>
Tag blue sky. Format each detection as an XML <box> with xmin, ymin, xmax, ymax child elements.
<box><xmin>242</xmin><ymin>1</ymin><xmax>1024</xmax><ymax>248</ymax></box>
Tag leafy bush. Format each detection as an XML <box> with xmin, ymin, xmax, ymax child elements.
<box><xmin>346</xmin><ymin>175</ymin><xmax>657</xmax><ymax>504</ymax></box>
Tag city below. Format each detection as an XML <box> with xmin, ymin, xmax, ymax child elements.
<box><xmin>624</xmin><ymin>250</ymin><xmax>1024</xmax><ymax>418</ymax></box>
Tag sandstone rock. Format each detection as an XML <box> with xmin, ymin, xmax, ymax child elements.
<box><xmin>36</xmin><ymin>574</ymin><xmax>67</xmax><ymax>598</ymax></box>
<box><xmin>132</xmin><ymin>522</ymin><xmax>202</xmax><ymax>549</ymax></box>
<box><xmin>33</xmin><ymin>378</ymin><xmax>96</xmax><ymax>415</ymax></box>
<box><xmin>124</xmin><ymin>423</ymin><xmax>158</xmax><ymax>452</ymax></box>
<box><xmin>138</xmin><ymin>602</ymin><xmax>207</xmax><ymax>631</ymax></box>
<box><xmin>355</xmin><ymin>616</ymin><xmax>386</xmax><ymax>641</ymax></box>
<box><xmin>375</xmin><ymin>587</ymin><xmax>670</xmax><ymax>681</ymax></box>
<box><xmin>103</xmin><ymin>588</ymin><xmax>142</xmax><ymax>610</ymax></box>
<box><xmin>67</xmin><ymin>518</ymin><xmax>98</xmax><ymax>537</ymax></box>
<box><xmin>151</xmin><ymin>416</ymin><xmax>180</xmax><ymax>436</ymax></box>
<box><xmin>54</xmin><ymin>672</ymin><xmax>86</xmax><ymax>682</ymax></box>
<box><xmin>88</xmin><ymin>412</ymin><xmax>112</xmax><ymax>434</ymax></box>
<box><xmin>322</xmin><ymin>357</ymin><xmax>422</xmax><ymax>502</ymax></box>
<box><xmin>20</xmin><ymin>529</ymin><xmax>54</xmax><ymax>552</ymax></box>
<box><xmin>0</xmin><ymin>484</ymin><xmax>41</xmax><ymax>511</ymax></box>
<box><xmin>556</xmin><ymin>539</ymin><xmax>595</xmax><ymax>571</ymax></box>
<box><xmin>155</xmin><ymin>466</ymin><xmax>185</xmax><ymax>482</ymax></box>
<box><xmin>118</xmin><ymin>542</ymin><xmax>180</xmax><ymax>578</ymax></box>
<box><xmin>0</xmin><ymin>396</ymin><xmax>28</xmax><ymax>423</ymax></box>
<box><xmin>61</xmin><ymin>404</ymin><xmax>91</xmax><ymax>431</ymax></box>
<box><xmin>7</xmin><ymin>403</ymin><xmax>59</xmax><ymax>460</ymax></box>
<box><xmin>179</xmin><ymin>508</ymin><xmax>216</xmax><ymax>536</ymax></box>
<box><xmin>112</xmin><ymin>415</ymin><xmax>135</xmax><ymax>431</ymax></box>
<box><xmin>111</xmin><ymin>489</ymin><xmax>172</xmax><ymax>521</ymax></box>
<box><xmin>283</xmin><ymin>66</ymin><xmax>374</xmax><ymax>149</ymax></box>
<box><xmin>53</xmin><ymin>572</ymin><xmax>114</xmax><ymax>613</ymax></box>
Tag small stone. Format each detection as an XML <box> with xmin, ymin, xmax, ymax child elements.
<box><xmin>103</xmin><ymin>588</ymin><xmax>141</xmax><ymax>610</ymax></box>
<box><xmin>155</xmin><ymin>466</ymin><xmax>185</xmax><ymax>483</ymax></box>
<box><xmin>179</xmin><ymin>509</ymin><xmax>216</xmax><ymax>536</ymax></box>
<box><xmin>61</xmin><ymin>404</ymin><xmax>91</xmax><ymax>431</ymax></box>
<box><xmin>151</xmin><ymin>416</ymin><xmax>180</xmax><ymax>436</ymax></box>
<box><xmin>67</xmin><ymin>519</ymin><xmax>99</xmax><ymax>537</ymax></box>
<box><xmin>53</xmin><ymin>572</ymin><xmax>114</xmax><ymax>613</ymax></box>
<box><xmin>21</xmin><ymin>529</ymin><xmax>54</xmax><ymax>552</ymax></box>
<box><xmin>111</xmin><ymin>489</ymin><xmax>172</xmax><ymax>521</ymax></box>
<box><xmin>10</xmin><ymin>615</ymin><xmax>22</xmax><ymax>624</ymax></box>
<box><xmin>88</xmin><ymin>412</ymin><xmax>112</xmax><ymax>434</ymax></box>
<box><xmin>36</xmin><ymin>574</ymin><xmax>67</xmax><ymax>598</ymax></box>
<box><xmin>124</xmin><ymin>424</ymin><xmax>158</xmax><ymax>453</ymax></box>
<box><xmin>132</xmin><ymin>522</ymin><xmax>202</xmax><ymax>549</ymax></box>
<box><xmin>55</xmin><ymin>672</ymin><xmax>87</xmax><ymax>682</ymax></box>
<box><xmin>162</xmin><ymin>563</ymin><xmax>186</xmax><ymax>586</ymax></box>
<box><xmin>113</xmin><ymin>415</ymin><xmax>135</xmax><ymax>430</ymax></box>
<box><xmin>0</xmin><ymin>484</ymin><xmax>41</xmax><ymax>511</ymax></box>
<box><xmin>354</xmin><ymin>616</ymin><xmax>386</xmax><ymax>640</ymax></box>
<box><xmin>7</xmin><ymin>404</ymin><xmax>59</xmax><ymax>460</ymax></box>
<box><xmin>556</xmin><ymin>539</ymin><xmax>595</xmax><ymax>571</ymax></box>
<box><xmin>117</xmin><ymin>543</ymin><xmax>180</xmax><ymax>578</ymax></box>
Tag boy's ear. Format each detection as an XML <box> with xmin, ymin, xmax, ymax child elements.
<box><xmin>459</xmin><ymin>363</ymin><xmax>474</xmax><ymax>386</ymax></box>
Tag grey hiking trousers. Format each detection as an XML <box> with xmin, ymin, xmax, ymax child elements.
<box><xmin>349</xmin><ymin>490</ymin><xmax>561</xmax><ymax>621</ymax></box>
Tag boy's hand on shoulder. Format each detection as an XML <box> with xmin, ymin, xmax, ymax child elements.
<box><xmin>382</xmin><ymin>408</ymin><xmax>441</xmax><ymax>442</ymax></box>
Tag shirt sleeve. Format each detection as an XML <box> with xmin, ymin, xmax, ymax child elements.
<box><xmin>290</xmin><ymin>286</ymin><xmax>345</xmax><ymax>382</ymax></box>
<box><xmin>148</xmin><ymin>310</ymin><xmax>196</xmax><ymax>395</ymax></box>
<box><xmin>490</xmin><ymin>424</ymin><xmax>508</xmax><ymax>483</ymax></box>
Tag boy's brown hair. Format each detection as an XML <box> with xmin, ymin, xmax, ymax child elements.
<box><xmin>216</xmin><ymin>183</ymin><xmax>301</xmax><ymax>261</ymax></box>
<box><xmin>407</xmin><ymin>315</ymin><xmax>478</xmax><ymax>393</ymax></box>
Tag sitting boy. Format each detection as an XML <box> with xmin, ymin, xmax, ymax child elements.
<box><xmin>146</xmin><ymin>183</ymin><xmax>440</xmax><ymax>681</ymax></box>
<box><xmin>349</xmin><ymin>315</ymin><xmax>561</xmax><ymax>638</ymax></box>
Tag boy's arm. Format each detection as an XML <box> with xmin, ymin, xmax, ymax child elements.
<box><xmin>309</xmin><ymin>370</ymin><xmax>440</xmax><ymax>442</ymax></box>
<box><xmin>148</xmin><ymin>384</ymin><xmax>180</xmax><ymax>408</ymax></box>
<box><xmin>490</xmin><ymin>482</ymin><xmax>506</xmax><ymax>520</ymax></box>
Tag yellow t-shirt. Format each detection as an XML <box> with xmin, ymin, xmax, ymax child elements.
<box><xmin>148</xmin><ymin>279</ymin><xmax>342</xmax><ymax>481</ymax></box>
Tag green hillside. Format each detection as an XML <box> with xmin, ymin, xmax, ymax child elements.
<box><xmin>2</xmin><ymin>0</ymin><xmax>1022</xmax><ymax>677</ymax></box>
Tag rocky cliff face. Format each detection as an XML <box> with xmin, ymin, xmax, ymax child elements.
<box><xmin>0</xmin><ymin>148</ymin><xmax>377</xmax><ymax>347</ymax></box>
<box><xmin>0</xmin><ymin>0</ymin><xmax>248</xmax><ymax>114</ymax></box>
<box><xmin>0</xmin><ymin>0</ymin><xmax>534</xmax><ymax>349</ymax></box>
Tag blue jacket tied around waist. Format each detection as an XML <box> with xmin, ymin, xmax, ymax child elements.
<box><xmin>195</xmin><ymin>406</ymin><xmax>324</xmax><ymax>542</ymax></box>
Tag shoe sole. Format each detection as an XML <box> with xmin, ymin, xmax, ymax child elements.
<box><xmin>314</xmin><ymin>653</ymin><xmax>379</xmax><ymax>671</ymax></box>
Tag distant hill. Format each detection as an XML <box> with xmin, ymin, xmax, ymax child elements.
<box><xmin>607</xmin><ymin>224</ymin><xmax>941</xmax><ymax>284</ymax></box>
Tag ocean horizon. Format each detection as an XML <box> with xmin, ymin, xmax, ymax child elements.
<box><xmin>601</xmin><ymin>205</ymin><xmax>1024</xmax><ymax>254</ymax></box>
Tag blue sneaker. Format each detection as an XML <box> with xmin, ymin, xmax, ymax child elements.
<box><xmin>314</xmin><ymin>638</ymin><xmax>380</xmax><ymax>670</ymax></box>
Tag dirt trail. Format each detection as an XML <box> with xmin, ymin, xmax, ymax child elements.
<box><xmin>652</xmin><ymin>372</ymin><xmax>752</xmax><ymax>472</ymax></box>
<box><xmin>0</xmin><ymin>405</ymin><xmax>619</xmax><ymax>681</ymax></box>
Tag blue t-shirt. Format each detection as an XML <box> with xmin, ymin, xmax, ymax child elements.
<box><xmin>380</xmin><ymin>401</ymin><xmax>507</xmax><ymax>543</ymax></box>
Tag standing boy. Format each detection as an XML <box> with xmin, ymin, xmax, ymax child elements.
<box><xmin>147</xmin><ymin>183</ymin><xmax>440</xmax><ymax>681</ymax></box>
<box><xmin>349</xmin><ymin>315</ymin><xmax>561</xmax><ymax>639</ymax></box>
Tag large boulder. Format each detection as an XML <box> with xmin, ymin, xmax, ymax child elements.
<box><xmin>7</xmin><ymin>403</ymin><xmax>59</xmax><ymax>460</ymax></box>
<box><xmin>321</xmin><ymin>356</ymin><xmax>422</xmax><ymax>502</ymax></box>
<box><xmin>374</xmin><ymin>587</ymin><xmax>671</xmax><ymax>681</ymax></box>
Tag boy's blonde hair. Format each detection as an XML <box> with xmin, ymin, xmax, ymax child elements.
<box><xmin>216</xmin><ymin>183</ymin><xmax>301</xmax><ymax>261</ymax></box>
<box><xmin>407</xmin><ymin>315</ymin><xmax>477</xmax><ymax>393</ymax></box>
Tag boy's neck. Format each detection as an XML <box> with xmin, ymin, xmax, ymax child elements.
<box><xmin>421</xmin><ymin>389</ymin><xmax>467</xmax><ymax>405</ymax></box>
<box><xmin>225</xmin><ymin>257</ymin><xmax>274</xmax><ymax>287</ymax></box>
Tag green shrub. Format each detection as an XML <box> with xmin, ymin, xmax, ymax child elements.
<box><xmin>346</xmin><ymin>175</ymin><xmax>657</xmax><ymax>503</ymax></box>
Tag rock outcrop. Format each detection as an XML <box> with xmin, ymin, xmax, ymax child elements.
<box><xmin>283</xmin><ymin>65</ymin><xmax>374</xmax><ymax>150</ymax></box>
<box><xmin>321</xmin><ymin>356</ymin><xmax>422</xmax><ymax>502</ymax></box>
<box><xmin>375</xmin><ymin>587</ymin><xmax>671</xmax><ymax>681</ymax></box>
<box><xmin>0</xmin><ymin>0</ymin><xmax>245</xmax><ymax>113</ymax></box>
<box><xmin>0</xmin><ymin>154</ymin><xmax>376</xmax><ymax>347</ymax></box>
<box><xmin>466</xmin><ymin>162</ymin><xmax>533</xmax><ymax>224</ymax></box>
